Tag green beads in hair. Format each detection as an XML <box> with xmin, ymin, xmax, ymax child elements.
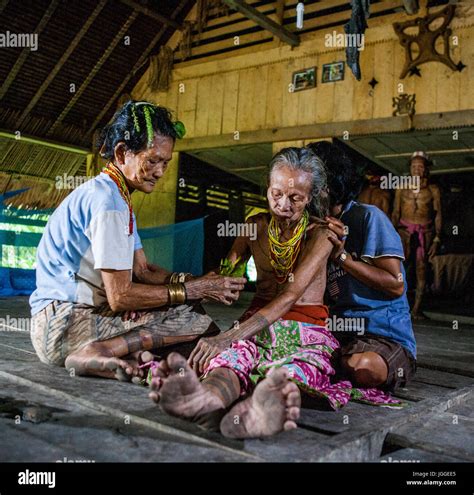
<box><xmin>131</xmin><ymin>101</ymin><xmax>186</xmax><ymax>145</ymax></box>
<box><xmin>131</xmin><ymin>105</ymin><xmax>140</xmax><ymax>133</ymax></box>
<box><xmin>142</xmin><ymin>105</ymin><xmax>155</xmax><ymax>147</ymax></box>
<box><xmin>173</xmin><ymin>120</ymin><xmax>186</xmax><ymax>139</ymax></box>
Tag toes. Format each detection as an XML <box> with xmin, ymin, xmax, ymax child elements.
<box><xmin>149</xmin><ymin>391</ymin><xmax>160</xmax><ymax>403</ymax></box>
<box><xmin>287</xmin><ymin>406</ymin><xmax>300</xmax><ymax>421</ymax></box>
<box><xmin>140</xmin><ymin>351</ymin><xmax>155</xmax><ymax>364</ymax></box>
<box><xmin>166</xmin><ymin>352</ymin><xmax>189</xmax><ymax>375</ymax></box>
<box><xmin>283</xmin><ymin>420</ymin><xmax>298</xmax><ymax>432</ymax></box>
<box><xmin>150</xmin><ymin>376</ymin><xmax>162</xmax><ymax>391</ymax></box>
<box><xmin>282</xmin><ymin>382</ymin><xmax>295</xmax><ymax>396</ymax></box>
<box><xmin>267</xmin><ymin>367</ymin><xmax>289</xmax><ymax>387</ymax></box>
<box><xmin>155</xmin><ymin>359</ymin><xmax>170</xmax><ymax>376</ymax></box>
<box><xmin>285</xmin><ymin>389</ymin><xmax>301</xmax><ymax>408</ymax></box>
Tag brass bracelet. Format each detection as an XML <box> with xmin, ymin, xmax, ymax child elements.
<box><xmin>167</xmin><ymin>283</ymin><xmax>186</xmax><ymax>305</ymax></box>
<box><xmin>169</xmin><ymin>272</ymin><xmax>192</xmax><ymax>284</ymax></box>
<box><xmin>169</xmin><ymin>272</ymin><xmax>179</xmax><ymax>284</ymax></box>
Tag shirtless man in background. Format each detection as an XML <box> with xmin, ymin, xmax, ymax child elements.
<box><xmin>358</xmin><ymin>173</ymin><xmax>391</xmax><ymax>216</ymax></box>
<box><xmin>392</xmin><ymin>152</ymin><xmax>442</xmax><ymax>319</ymax></box>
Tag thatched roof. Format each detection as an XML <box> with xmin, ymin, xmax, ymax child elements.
<box><xmin>0</xmin><ymin>0</ymin><xmax>194</xmax><ymax>148</ymax></box>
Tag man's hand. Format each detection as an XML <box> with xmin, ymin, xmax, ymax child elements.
<box><xmin>185</xmin><ymin>273</ymin><xmax>247</xmax><ymax>305</ymax></box>
<box><xmin>324</xmin><ymin>216</ymin><xmax>348</xmax><ymax>262</ymax></box>
<box><xmin>188</xmin><ymin>334</ymin><xmax>232</xmax><ymax>374</ymax></box>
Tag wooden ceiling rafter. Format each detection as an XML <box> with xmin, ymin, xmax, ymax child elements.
<box><xmin>221</xmin><ymin>0</ymin><xmax>300</xmax><ymax>46</ymax></box>
<box><xmin>89</xmin><ymin>0</ymin><xmax>189</xmax><ymax>135</ymax></box>
<box><xmin>119</xmin><ymin>0</ymin><xmax>183</xmax><ymax>30</ymax></box>
<box><xmin>46</xmin><ymin>9</ymin><xmax>140</xmax><ymax>137</ymax></box>
<box><xmin>15</xmin><ymin>0</ymin><xmax>109</xmax><ymax>129</ymax></box>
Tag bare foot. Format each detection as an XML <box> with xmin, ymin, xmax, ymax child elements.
<box><xmin>411</xmin><ymin>311</ymin><xmax>428</xmax><ymax>320</ymax></box>
<box><xmin>220</xmin><ymin>368</ymin><xmax>301</xmax><ymax>439</ymax></box>
<box><xmin>65</xmin><ymin>343</ymin><xmax>141</xmax><ymax>381</ymax></box>
<box><xmin>149</xmin><ymin>352</ymin><xmax>225</xmax><ymax>421</ymax></box>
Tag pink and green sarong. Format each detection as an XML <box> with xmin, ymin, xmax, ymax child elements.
<box><xmin>203</xmin><ymin>303</ymin><xmax>404</xmax><ymax>410</ymax></box>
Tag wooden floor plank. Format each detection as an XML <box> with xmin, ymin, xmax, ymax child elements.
<box><xmin>299</xmin><ymin>401</ymin><xmax>408</xmax><ymax>434</ymax></box>
<box><xmin>1</xmin><ymin>298</ymin><xmax>473</xmax><ymax>462</ymax></box>
<box><xmin>414</xmin><ymin>367</ymin><xmax>474</xmax><ymax>389</ymax></box>
<box><xmin>393</xmin><ymin>381</ymin><xmax>453</xmax><ymax>402</ymax></box>
<box><xmin>386</xmin><ymin>412</ymin><xmax>474</xmax><ymax>461</ymax></box>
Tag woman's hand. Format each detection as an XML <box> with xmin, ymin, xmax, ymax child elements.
<box><xmin>185</xmin><ymin>273</ymin><xmax>247</xmax><ymax>305</ymax></box>
<box><xmin>188</xmin><ymin>334</ymin><xmax>232</xmax><ymax>374</ymax></box>
<box><xmin>121</xmin><ymin>310</ymin><xmax>146</xmax><ymax>322</ymax></box>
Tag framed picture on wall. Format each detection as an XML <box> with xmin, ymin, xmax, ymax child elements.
<box><xmin>322</xmin><ymin>61</ymin><xmax>345</xmax><ymax>83</ymax></box>
<box><xmin>292</xmin><ymin>67</ymin><xmax>317</xmax><ymax>92</ymax></box>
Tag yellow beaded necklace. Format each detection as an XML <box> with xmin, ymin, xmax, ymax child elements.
<box><xmin>268</xmin><ymin>210</ymin><xmax>309</xmax><ymax>284</ymax></box>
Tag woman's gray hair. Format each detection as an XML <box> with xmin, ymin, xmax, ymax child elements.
<box><xmin>268</xmin><ymin>147</ymin><xmax>329</xmax><ymax>218</ymax></box>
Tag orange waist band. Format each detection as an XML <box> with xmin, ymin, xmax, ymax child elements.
<box><xmin>282</xmin><ymin>304</ymin><xmax>329</xmax><ymax>326</ymax></box>
<box><xmin>240</xmin><ymin>297</ymin><xmax>328</xmax><ymax>326</ymax></box>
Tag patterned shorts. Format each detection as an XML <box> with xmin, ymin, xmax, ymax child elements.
<box><xmin>31</xmin><ymin>301</ymin><xmax>212</xmax><ymax>367</ymax></box>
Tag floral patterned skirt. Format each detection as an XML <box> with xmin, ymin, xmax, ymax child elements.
<box><xmin>203</xmin><ymin>318</ymin><xmax>404</xmax><ymax>410</ymax></box>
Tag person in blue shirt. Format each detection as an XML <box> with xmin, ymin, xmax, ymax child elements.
<box><xmin>308</xmin><ymin>141</ymin><xmax>416</xmax><ymax>391</ymax></box>
<box><xmin>30</xmin><ymin>101</ymin><xmax>246</xmax><ymax>380</ymax></box>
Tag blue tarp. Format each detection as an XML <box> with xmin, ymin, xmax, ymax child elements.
<box><xmin>0</xmin><ymin>190</ymin><xmax>205</xmax><ymax>297</ymax></box>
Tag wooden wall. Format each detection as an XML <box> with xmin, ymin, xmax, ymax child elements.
<box><xmin>132</xmin><ymin>4</ymin><xmax>474</xmax><ymax>145</ymax></box>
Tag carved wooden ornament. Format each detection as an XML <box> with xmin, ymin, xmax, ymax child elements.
<box><xmin>393</xmin><ymin>5</ymin><xmax>464</xmax><ymax>79</ymax></box>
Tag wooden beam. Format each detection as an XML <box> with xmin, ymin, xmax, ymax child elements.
<box><xmin>276</xmin><ymin>0</ymin><xmax>285</xmax><ymax>25</ymax></box>
<box><xmin>175</xmin><ymin>109</ymin><xmax>474</xmax><ymax>152</ymax></box>
<box><xmin>88</xmin><ymin>0</ymin><xmax>189</xmax><ymax>134</ymax></box>
<box><xmin>15</xmin><ymin>0</ymin><xmax>108</xmax><ymax>128</ymax></box>
<box><xmin>343</xmin><ymin>139</ymin><xmax>400</xmax><ymax>174</ymax></box>
<box><xmin>222</xmin><ymin>0</ymin><xmax>299</xmax><ymax>46</ymax></box>
<box><xmin>46</xmin><ymin>10</ymin><xmax>139</xmax><ymax>137</ymax></box>
<box><xmin>175</xmin><ymin>115</ymin><xmax>411</xmax><ymax>151</ymax></box>
<box><xmin>119</xmin><ymin>0</ymin><xmax>182</xmax><ymax>30</ymax></box>
<box><xmin>0</xmin><ymin>130</ymin><xmax>89</xmax><ymax>155</ymax></box>
<box><xmin>0</xmin><ymin>0</ymin><xmax>61</xmax><ymax>101</ymax></box>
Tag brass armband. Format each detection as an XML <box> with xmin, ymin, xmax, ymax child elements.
<box><xmin>169</xmin><ymin>272</ymin><xmax>193</xmax><ymax>284</ymax></box>
<box><xmin>167</xmin><ymin>283</ymin><xmax>187</xmax><ymax>305</ymax></box>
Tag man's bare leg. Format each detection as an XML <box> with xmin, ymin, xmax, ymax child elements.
<box><xmin>220</xmin><ymin>368</ymin><xmax>301</xmax><ymax>438</ymax></box>
<box><xmin>412</xmin><ymin>255</ymin><xmax>427</xmax><ymax>319</ymax></box>
<box><xmin>64</xmin><ymin>329</ymin><xmax>195</xmax><ymax>380</ymax></box>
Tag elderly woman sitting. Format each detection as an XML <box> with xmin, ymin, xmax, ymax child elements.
<box><xmin>30</xmin><ymin>101</ymin><xmax>246</xmax><ymax>380</ymax></box>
